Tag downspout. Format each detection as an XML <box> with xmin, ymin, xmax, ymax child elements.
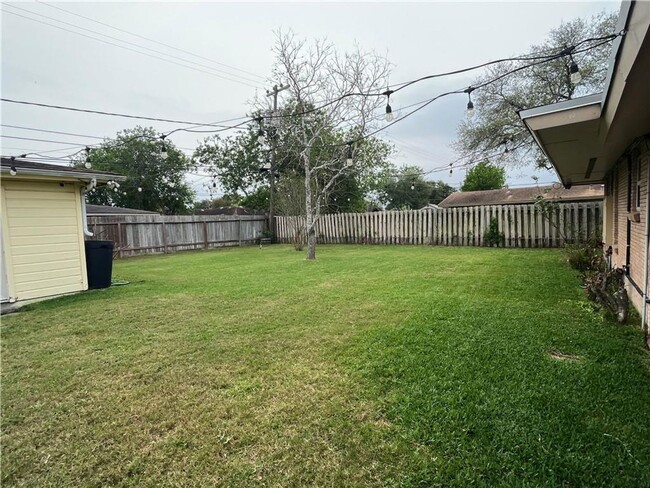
<box><xmin>81</xmin><ymin>178</ymin><xmax>97</xmax><ymax>237</ymax></box>
<box><xmin>642</xmin><ymin>141</ymin><xmax>650</xmax><ymax>348</ymax></box>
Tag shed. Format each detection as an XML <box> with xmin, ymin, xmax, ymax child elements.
<box><xmin>0</xmin><ymin>158</ymin><xmax>126</xmax><ymax>303</ymax></box>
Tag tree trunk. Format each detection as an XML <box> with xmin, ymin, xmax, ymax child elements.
<box><xmin>306</xmin><ymin>227</ymin><xmax>317</xmax><ymax>260</ymax></box>
<box><xmin>304</xmin><ymin>167</ymin><xmax>317</xmax><ymax>260</ymax></box>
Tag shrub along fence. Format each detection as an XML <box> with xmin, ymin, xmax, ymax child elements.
<box><xmin>275</xmin><ymin>202</ymin><xmax>602</xmax><ymax>248</ymax></box>
<box><xmin>87</xmin><ymin>214</ymin><xmax>266</xmax><ymax>258</ymax></box>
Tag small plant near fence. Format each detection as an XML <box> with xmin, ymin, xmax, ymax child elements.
<box><xmin>483</xmin><ymin>217</ymin><xmax>505</xmax><ymax>247</ymax></box>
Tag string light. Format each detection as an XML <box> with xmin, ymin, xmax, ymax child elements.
<box><xmin>569</xmin><ymin>58</ymin><xmax>581</xmax><ymax>84</ymax></box>
<box><xmin>383</xmin><ymin>89</ymin><xmax>394</xmax><ymax>122</ymax></box>
<box><xmin>346</xmin><ymin>143</ymin><xmax>353</xmax><ymax>167</ymax></box>
<box><xmin>84</xmin><ymin>146</ymin><xmax>92</xmax><ymax>168</ymax></box>
<box><xmin>464</xmin><ymin>87</ymin><xmax>475</xmax><ymax>118</ymax></box>
<box><xmin>137</xmin><ymin>187</ymin><xmax>142</xmax><ymax>192</ymax></box>
<box><xmin>160</xmin><ymin>135</ymin><xmax>168</xmax><ymax>160</ymax></box>
<box><xmin>410</xmin><ymin>183</ymin><xmax>415</xmax><ymax>190</ymax></box>
<box><xmin>449</xmin><ymin>163</ymin><xmax>453</xmax><ymax>176</ymax></box>
<box><xmin>9</xmin><ymin>155</ymin><xmax>17</xmax><ymax>176</ymax></box>
<box><xmin>254</xmin><ymin>116</ymin><xmax>266</xmax><ymax>145</ymax></box>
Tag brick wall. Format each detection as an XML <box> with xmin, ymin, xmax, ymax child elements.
<box><xmin>606</xmin><ymin>138</ymin><xmax>650</xmax><ymax>326</ymax></box>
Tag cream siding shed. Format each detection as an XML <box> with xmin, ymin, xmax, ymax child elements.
<box><xmin>1</xmin><ymin>179</ymin><xmax>88</xmax><ymax>300</ymax></box>
<box><xmin>0</xmin><ymin>159</ymin><xmax>125</xmax><ymax>303</ymax></box>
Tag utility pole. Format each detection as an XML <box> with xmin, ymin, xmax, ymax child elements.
<box><xmin>266</xmin><ymin>84</ymin><xmax>289</xmax><ymax>240</ymax></box>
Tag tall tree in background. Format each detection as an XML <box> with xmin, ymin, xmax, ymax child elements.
<box><xmin>261</xmin><ymin>30</ymin><xmax>391</xmax><ymax>259</ymax></box>
<box><xmin>193</xmin><ymin>129</ymin><xmax>266</xmax><ymax>198</ymax></box>
<box><xmin>454</xmin><ymin>11</ymin><xmax>617</xmax><ymax>169</ymax></box>
<box><xmin>382</xmin><ymin>166</ymin><xmax>455</xmax><ymax>209</ymax></box>
<box><xmin>461</xmin><ymin>161</ymin><xmax>505</xmax><ymax>191</ymax></box>
<box><xmin>81</xmin><ymin>126</ymin><xmax>194</xmax><ymax>214</ymax></box>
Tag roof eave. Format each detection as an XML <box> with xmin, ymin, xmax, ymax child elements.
<box><xmin>0</xmin><ymin>167</ymin><xmax>126</xmax><ymax>182</ymax></box>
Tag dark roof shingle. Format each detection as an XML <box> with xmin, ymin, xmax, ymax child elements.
<box><xmin>439</xmin><ymin>185</ymin><xmax>604</xmax><ymax>207</ymax></box>
<box><xmin>86</xmin><ymin>205</ymin><xmax>159</xmax><ymax>216</ymax></box>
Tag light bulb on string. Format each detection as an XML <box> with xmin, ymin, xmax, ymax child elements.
<box><xmin>137</xmin><ymin>187</ymin><xmax>143</xmax><ymax>192</ymax></box>
<box><xmin>384</xmin><ymin>89</ymin><xmax>394</xmax><ymax>122</ymax></box>
<box><xmin>346</xmin><ymin>143</ymin><xmax>353</xmax><ymax>167</ymax></box>
<box><xmin>569</xmin><ymin>59</ymin><xmax>581</xmax><ymax>85</ymax></box>
<box><xmin>9</xmin><ymin>156</ymin><xmax>17</xmax><ymax>176</ymax></box>
<box><xmin>84</xmin><ymin>146</ymin><xmax>92</xmax><ymax>169</ymax></box>
<box><xmin>410</xmin><ymin>184</ymin><xmax>415</xmax><ymax>191</ymax></box>
<box><xmin>465</xmin><ymin>87</ymin><xmax>475</xmax><ymax>118</ymax></box>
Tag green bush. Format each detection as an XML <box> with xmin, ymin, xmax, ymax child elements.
<box><xmin>483</xmin><ymin>217</ymin><xmax>505</xmax><ymax>247</ymax></box>
<box><xmin>563</xmin><ymin>237</ymin><xmax>604</xmax><ymax>273</ymax></box>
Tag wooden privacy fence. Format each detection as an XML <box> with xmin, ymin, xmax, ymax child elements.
<box><xmin>87</xmin><ymin>214</ymin><xmax>266</xmax><ymax>258</ymax></box>
<box><xmin>275</xmin><ymin>202</ymin><xmax>602</xmax><ymax>248</ymax></box>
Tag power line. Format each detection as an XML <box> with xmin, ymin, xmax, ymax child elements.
<box><xmin>0</xmin><ymin>97</ymin><xmax>250</xmax><ymax>127</ymax></box>
<box><xmin>6</xmin><ymin>3</ymin><xmax>264</xmax><ymax>87</ymax></box>
<box><xmin>36</xmin><ymin>0</ymin><xmax>267</xmax><ymax>82</ymax></box>
<box><xmin>1</xmin><ymin>124</ymin><xmax>105</xmax><ymax>140</ymax></box>
<box><xmin>1</xmin><ymin>7</ymin><xmax>263</xmax><ymax>89</ymax></box>
<box><xmin>1</xmin><ymin>134</ymin><xmax>95</xmax><ymax>146</ymax></box>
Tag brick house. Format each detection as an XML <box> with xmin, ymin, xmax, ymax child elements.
<box><xmin>520</xmin><ymin>0</ymin><xmax>650</xmax><ymax>343</ymax></box>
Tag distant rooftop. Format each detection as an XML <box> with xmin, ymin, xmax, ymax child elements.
<box><xmin>86</xmin><ymin>205</ymin><xmax>159</xmax><ymax>216</ymax></box>
<box><xmin>195</xmin><ymin>206</ymin><xmax>262</xmax><ymax>216</ymax></box>
<box><xmin>439</xmin><ymin>184</ymin><xmax>604</xmax><ymax>208</ymax></box>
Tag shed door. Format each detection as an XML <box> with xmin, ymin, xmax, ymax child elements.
<box><xmin>2</xmin><ymin>180</ymin><xmax>87</xmax><ymax>301</ymax></box>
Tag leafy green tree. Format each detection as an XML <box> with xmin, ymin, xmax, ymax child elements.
<box><xmin>428</xmin><ymin>181</ymin><xmax>455</xmax><ymax>205</ymax></box>
<box><xmin>460</xmin><ymin>161</ymin><xmax>506</xmax><ymax>191</ymax></box>
<box><xmin>80</xmin><ymin>126</ymin><xmax>194</xmax><ymax>214</ymax></box>
<box><xmin>461</xmin><ymin>160</ymin><xmax>506</xmax><ymax>191</ymax></box>
<box><xmin>454</xmin><ymin>11</ymin><xmax>617</xmax><ymax>169</ymax></box>
<box><xmin>382</xmin><ymin>166</ymin><xmax>455</xmax><ymax>209</ymax></box>
<box><xmin>383</xmin><ymin>166</ymin><xmax>432</xmax><ymax>210</ymax></box>
<box><xmin>239</xmin><ymin>186</ymin><xmax>270</xmax><ymax>211</ymax></box>
<box><xmin>193</xmin><ymin>129</ymin><xmax>266</xmax><ymax>197</ymax></box>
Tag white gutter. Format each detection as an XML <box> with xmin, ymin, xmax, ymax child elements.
<box><xmin>81</xmin><ymin>178</ymin><xmax>97</xmax><ymax>237</ymax></box>
<box><xmin>0</xmin><ymin>166</ymin><xmax>126</xmax><ymax>182</ymax></box>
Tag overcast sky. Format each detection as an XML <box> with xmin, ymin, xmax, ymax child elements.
<box><xmin>1</xmin><ymin>0</ymin><xmax>619</xmax><ymax>200</ymax></box>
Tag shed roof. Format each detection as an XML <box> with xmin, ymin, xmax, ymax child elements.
<box><xmin>86</xmin><ymin>205</ymin><xmax>159</xmax><ymax>216</ymax></box>
<box><xmin>0</xmin><ymin>158</ymin><xmax>126</xmax><ymax>182</ymax></box>
<box><xmin>438</xmin><ymin>185</ymin><xmax>604</xmax><ymax>207</ymax></box>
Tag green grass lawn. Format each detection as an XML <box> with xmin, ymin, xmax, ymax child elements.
<box><xmin>2</xmin><ymin>245</ymin><xmax>650</xmax><ymax>487</ymax></box>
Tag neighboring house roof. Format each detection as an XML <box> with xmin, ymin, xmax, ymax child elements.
<box><xmin>86</xmin><ymin>205</ymin><xmax>159</xmax><ymax>216</ymax></box>
<box><xmin>518</xmin><ymin>1</ymin><xmax>650</xmax><ymax>185</ymax></box>
<box><xmin>0</xmin><ymin>158</ymin><xmax>126</xmax><ymax>182</ymax></box>
<box><xmin>439</xmin><ymin>185</ymin><xmax>604</xmax><ymax>207</ymax></box>
<box><xmin>196</xmin><ymin>206</ymin><xmax>260</xmax><ymax>216</ymax></box>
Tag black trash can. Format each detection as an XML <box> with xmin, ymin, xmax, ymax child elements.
<box><xmin>85</xmin><ymin>240</ymin><xmax>114</xmax><ymax>289</ymax></box>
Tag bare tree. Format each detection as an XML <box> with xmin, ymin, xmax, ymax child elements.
<box><xmin>263</xmin><ymin>31</ymin><xmax>391</xmax><ymax>260</ymax></box>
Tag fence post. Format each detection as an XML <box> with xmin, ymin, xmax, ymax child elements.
<box><xmin>161</xmin><ymin>221</ymin><xmax>168</xmax><ymax>253</ymax></box>
<box><xmin>203</xmin><ymin>221</ymin><xmax>208</xmax><ymax>249</ymax></box>
<box><xmin>238</xmin><ymin>219</ymin><xmax>242</xmax><ymax>246</ymax></box>
<box><xmin>117</xmin><ymin>222</ymin><xmax>124</xmax><ymax>258</ymax></box>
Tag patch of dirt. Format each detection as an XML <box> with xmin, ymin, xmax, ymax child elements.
<box><xmin>548</xmin><ymin>351</ymin><xmax>583</xmax><ymax>361</ymax></box>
